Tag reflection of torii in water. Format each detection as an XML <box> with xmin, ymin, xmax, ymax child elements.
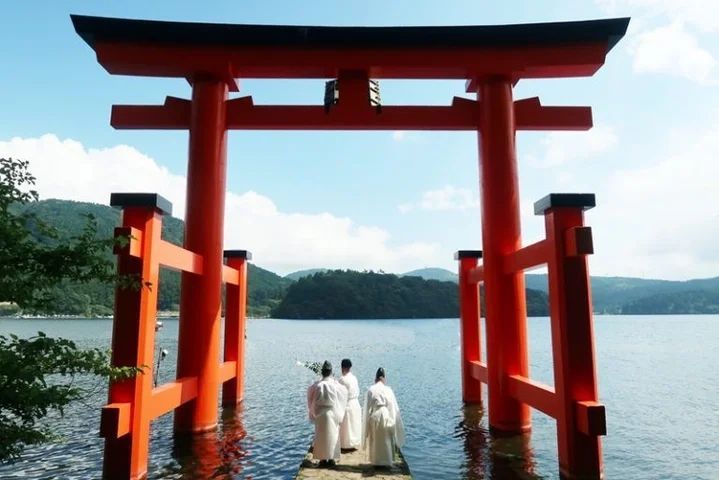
<box><xmin>72</xmin><ymin>14</ymin><xmax>628</xmax><ymax>480</ymax></box>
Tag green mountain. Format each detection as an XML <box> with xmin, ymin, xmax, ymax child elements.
<box><xmin>285</xmin><ymin>268</ymin><xmax>328</xmax><ymax>281</ymax></box>
<box><xmin>12</xmin><ymin>199</ymin><xmax>719</xmax><ymax>317</ymax></box>
<box><xmin>273</xmin><ymin>270</ymin><xmax>459</xmax><ymax>319</ymax></box>
<box><xmin>14</xmin><ymin>199</ymin><xmax>290</xmax><ymax>317</ymax></box>
<box><xmin>402</xmin><ymin>267</ymin><xmax>458</xmax><ymax>282</ymax></box>
<box><xmin>620</xmin><ymin>290</ymin><xmax>719</xmax><ymax>315</ymax></box>
<box><xmin>525</xmin><ymin>274</ymin><xmax>719</xmax><ymax>314</ymax></box>
<box><xmin>272</xmin><ymin>269</ymin><xmax>550</xmax><ymax>319</ymax></box>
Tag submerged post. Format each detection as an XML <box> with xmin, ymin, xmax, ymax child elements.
<box><xmin>475</xmin><ymin>77</ymin><xmax>531</xmax><ymax>433</ymax></box>
<box><xmin>103</xmin><ymin>193</ymin><xmax>171</xmax><ymax>480</ymax></box>
<box><xmin>175</xmin><ymin>79</ymin><xmax>229</xmax><ymax>432</ymax></box>
<box><xmin>223</xmin><ymin>250</ymin><xmax>251</xmax><ymax>406</ymax></box>
<box><xmin>455</xmin><ymin>250</ymin><xmax>484</xmax><ymax>404</ymax></box>
<box><xmin>538</xmin><ymin>193</ymin><xmax>605</xmax><ymax>479</ymax></box>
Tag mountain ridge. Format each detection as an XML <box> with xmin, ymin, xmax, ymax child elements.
<box><xmin>9</xmin><ymin>199</ymin><xmax>719</xmax><ymax>317</ymax></box>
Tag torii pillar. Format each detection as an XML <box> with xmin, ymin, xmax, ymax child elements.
<box><xmin>476</xmin><ymin>77</ymin><xmax>531</xmax><ymax>433</ymax></box>
<box><xmin>174</xmin><ymin>79</ymin><xmax>229</xmax><ymax>432</ymax></box>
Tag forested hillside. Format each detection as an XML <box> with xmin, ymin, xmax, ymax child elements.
<box><xmin>11</xmin><ymin>199</ymin><xmax>290</xmax><ymax>316</ymax></box>
<box><xmin>7</xmin><ymin>199</ymin><xmax>717</xmax><ymax>318</ymax></box>
<box><xmin>272</xmin><ymin>270</ymin><xmax>550</xmax><ymax>319</ymax></box>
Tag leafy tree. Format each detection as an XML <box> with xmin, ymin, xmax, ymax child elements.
<box><xmin>0</xmin><ymin>158</ymin><xmax>113</xmax><ymax>311</ymax></box>
<box><xmin>0</xmin><ymin>157</ymin><xmax>139</xmax><ymax>462</ymax></box>
<box><xmin>0</xmin><ymin>332</ymin><xmax>137</xmax><ymax>461</ymax></box>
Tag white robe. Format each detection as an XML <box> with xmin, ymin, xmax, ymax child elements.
<box><xmin>307</xmin><ymin>376</ymin><xmax>348</xmax><ymax>460</ymax></box>
<box><xmin>362</xmin><ymin>381</ymin><xmax>406</xmax><ymax>466</ymax></box>
<box><xmin>338</xmin><ymin>372</ymin><xmax>362</xmax><ymax>449</ymax></box>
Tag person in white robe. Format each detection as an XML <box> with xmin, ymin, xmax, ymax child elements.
<box><xmin>362</xmin><ymin>367</ymin><xmax>406</xmax><ymax>467</ymax></box>
<box><xmin>307</xmin><ymin>360</ymin><xmax>348</xmax><ymax>467</ymax></box>
<box><xmin>338</xmin><ymin>358</ymin><xmax>362</xmax><ymax>450</ymax></box>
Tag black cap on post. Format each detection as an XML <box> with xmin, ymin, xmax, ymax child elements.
<box><xmin>110</xmin><ymin>193</ymin><xmax>173</xmax><ymax>216</ymax></box>
<box><xmin>454</xmin><ymin>250</ymin><xmax>483</xmax><ymax>260</ymax></box>
<box><xmin>224</xmin><ymin>250</ymin><xmax>253</xmax><ymax>260</ymax></box>
<box><xmin>533</xmin><ymin>193</ymin><xmax>595</xmax><ymax>215</ymax></box>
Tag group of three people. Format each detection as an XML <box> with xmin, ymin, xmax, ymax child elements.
<box><xmin>306</xmin><ymin>359</ymin><xmax>405</xmax><ymax>468</ymax></box>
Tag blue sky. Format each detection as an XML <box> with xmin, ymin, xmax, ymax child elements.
<box><xmin>1</xmin><ymin>0</ymin><xmax>717</xmax><ymax>278</ymax></box>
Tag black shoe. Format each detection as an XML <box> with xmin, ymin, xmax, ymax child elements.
<box><xmin>318</xmin><ymin>460</ymin><xmax>328</xmax><ymax>468</ymax></box>
<box><xmin>327</xmin><ymin>460</ymin><xmax>337</xmax><ymax>468</ymax></box>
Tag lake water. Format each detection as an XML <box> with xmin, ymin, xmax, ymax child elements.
<box><xmin>0</xmin><ymin>315</ymin><xmax>717</xmax><ymax>479</ymax></box>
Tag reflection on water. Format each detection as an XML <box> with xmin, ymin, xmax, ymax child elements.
<box><xmin>456</xmin><ymin>404</ymin><xmax>540</xmax><ymax>480</ymax></box>
<box><xmin>1</xmin><ymin>316</ymin><xmax>718</xmax><ymax>479</ymax></box>
<box><xmin>170</xmin><ymin>406</ymin><xmax>250</xmax><ymax>479</ymax></box>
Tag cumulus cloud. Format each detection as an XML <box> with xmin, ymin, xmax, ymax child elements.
<box><xmin>631</xmin><ymin>22</ymin><xmax>717</xmax><ymax>84</ymax></box>
<box><xmin>590</xmin><ymin>118</ymin><xmax>719</xmax><ymax>279</ymax></box>
<box><xmin>597</xmin><ymin>0</ymin><xmax>719</xmax><ymax>32</ymax></box>
<box><xmin>597</xmin><ymin>0</ymin><xmax>719</xmax><ymax>84</ymax></box>
<box><xmin>398</xmin><ymin>185</ymin><xmax>478</xmax><ymax>213</ymax></box>
<box><xmin>0</xmin><ymin>134</ymin><xmax>441</xmax><ymax>275</ymax></box>
<box><xmin>526</xmin><ymin>126</ymin><xmax>618</xmax><ymax>169</ymax></box>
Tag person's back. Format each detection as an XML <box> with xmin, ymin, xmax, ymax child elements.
<box><xmin>362</xmin><ymin>368</ymin><xmax>405</xmax><ymax>466</ymax></box>
<box><xmin>338</xmin><ymin>358</ymin><xmax>362</xmax><ymax>450</ymax></box>
<box><xmin>307</xmin><ymin>361</ymin><xmax>348</xmax><ymax>467</ymax></box>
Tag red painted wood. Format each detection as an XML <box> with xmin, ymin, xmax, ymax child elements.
<box><xmin>477</xmin><ymin>77</ymin><xmax>531</xmax><ymax>433</ymax></box>
<box><xmin>458</xmin><ymin>256</ymin><xmax>483</xmax><ymax>403</ymax></box>
<box><xmin>223</xmin><ymin>257</ymin><xmax>249</xmax><ymax>405</ymax></box>
<box><xmin>103</xmin><ymin>207</ymin><xmax>163</xmax><ymax>480</ymax></box>
<box><xmin>175</xmin><ymin>80</ymin><xmax>229</xmax><ymax>433</ymax></box>
<box><xmin>545</xmin><ymin>207</ymin><xmax>604</xmax><ymax>479</ymax></box>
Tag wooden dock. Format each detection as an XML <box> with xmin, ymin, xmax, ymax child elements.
<box><xmin>296</xmin><ymin>448</ymin><xmax>411</xmax><ymax>480</ymax></box>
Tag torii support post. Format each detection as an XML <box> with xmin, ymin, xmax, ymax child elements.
<box><xmin>222</xmin><ymin>250</ymin><xmax>251</xmax><ymax>406</ymax></box>
<box><xmin>456</xmin><ymin>193</ymin><xmax>606</xmax><ymax>479</ymax></box>
<box><xmin>455</xmin><ymin>250</ymin><xmax>484</xmax><ymax>404</ymax></box>
<box><xmin>538</xmin><ymin>194</ymin><xmax>604</xmax><ymax>479</ymax></box>
<box><xmin>102</xmin><ymin>193</ymin><xmax>170</xmax><ymax>480</ymax></box>
<box><xmin>475</xmin><ymin>77</ymin><xmax>531</xmax><ymax>433</ymax></box>
<box><xmin>175</xmin><ymin>79</ymin><xmax>229</xmax><ymax>433</ymax></box>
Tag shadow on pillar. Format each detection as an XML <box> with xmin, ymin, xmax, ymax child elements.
<box><xmin>456</xmin><ymin>404</ymin><xmax>539</xmax><ymax>480</ymax></box>
<box><xmin>171</xmin><ymin>404</ymin><xmax>249</xmax><ymax>478</ymax></box>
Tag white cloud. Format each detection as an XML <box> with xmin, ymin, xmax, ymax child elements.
<box><xmin>631</xmin><ymin>22</ymin><xmax>717</xmax><ymax>84</ymax></box>
<box><xmin>590</xmin><ymin>116</ymin><xmax>719</xmax><ymax>279</ymax></box>
<box><xmin>596</xmin><ymin>0</ymin><xmax>719</xmax><ymax>84</ymax></box>
<box><xmin>526</xmin><ymin>126</ymin><xmax>618</xmax><ymax>169</ymax></box>
<box><xmin>399</xmin><ymin>185</ymin><xmax>478</xmax><ymax>213</ymax></box>
<box><xmin>0</xmin><ymin>134</ymin><xmax>441</xmax><ymax>275</ymax></box>
<box><xmin>597</xmin><ymin>0</ymin><xmax>719</xmax><ymax>32</ymax></box>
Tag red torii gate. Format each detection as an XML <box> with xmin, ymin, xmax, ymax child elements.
<box><xmin>72</xmin><ymin>14</ymin><xmax>628</xmax><ymax>480</ymax></box>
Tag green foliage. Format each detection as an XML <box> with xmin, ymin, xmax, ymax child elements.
<box><xmin>275</xmin><ymin>269</ymin><xmax>456</xmax><ymax>319</ymax></box>
<box><xmin>0</xmin><ymin>158</ymin><xmax>140</xmax><ymax>462</ymax></box>
<box><xmin>0</xmin><ymin>158</ymin><xmax>114</xmax><ymax>311</ymax></box>
<box><xmin>15</xmin><ymin>198</ymin><xmax>291</xmax><ymax>317</ymax></box>
<box><xmin>273</xmin><ymin>270</ymin><xmax>549</xmax><ymax>319</ymax></box>
<box><xmin>0</xmin><ymin>332</ymin><xmax>140</xmax><ymax>462</ymax></box>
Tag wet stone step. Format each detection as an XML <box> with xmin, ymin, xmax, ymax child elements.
<box><xmin>295</xmin><ymin>447</ymin><xmax>411</xmax><ymax>480</ymax></box>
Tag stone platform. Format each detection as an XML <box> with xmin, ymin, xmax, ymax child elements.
<box><xmin>295</xmin><ymin>448</ymin><xmax>411</xmax><ymax>480</ymax></box>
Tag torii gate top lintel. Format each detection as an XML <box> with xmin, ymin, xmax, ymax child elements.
<box><xmin>71</xmin><ymin>15</ymin><xmax>629</xmax><ymax>81</ymax></box>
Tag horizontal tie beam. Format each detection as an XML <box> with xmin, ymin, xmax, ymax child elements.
<box><xmin>506</xmin><ymin>374</ymin><xmax>558</xmax><ymax>418</ymax></box>
<box><xmin>468</xmin><ymin>360</ymin><xmax>488</xmax><ymax>383</ymax></box>
<box><xmin>222</xmin><ymin>265</ymin><xmax>241</xmax><ymax>285</ymax></box>
<box><xmin>503</xmin><ymin>239</ymin><xmax>549</xmax><ymax>274</ymax></box>
<box><xmin>467</xmin><ymin>265</ymin><xmax>484</xmax><ymax>285</ymax></box>
<box><xmin>219</xmin><ymin>360</ymin><xmax>237</xmax><ymax>383</ymax></box>
<box><xmin>112</xmin><ymin>95</ymin><xmax>592</xmax><ymax>131</ymax></box>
